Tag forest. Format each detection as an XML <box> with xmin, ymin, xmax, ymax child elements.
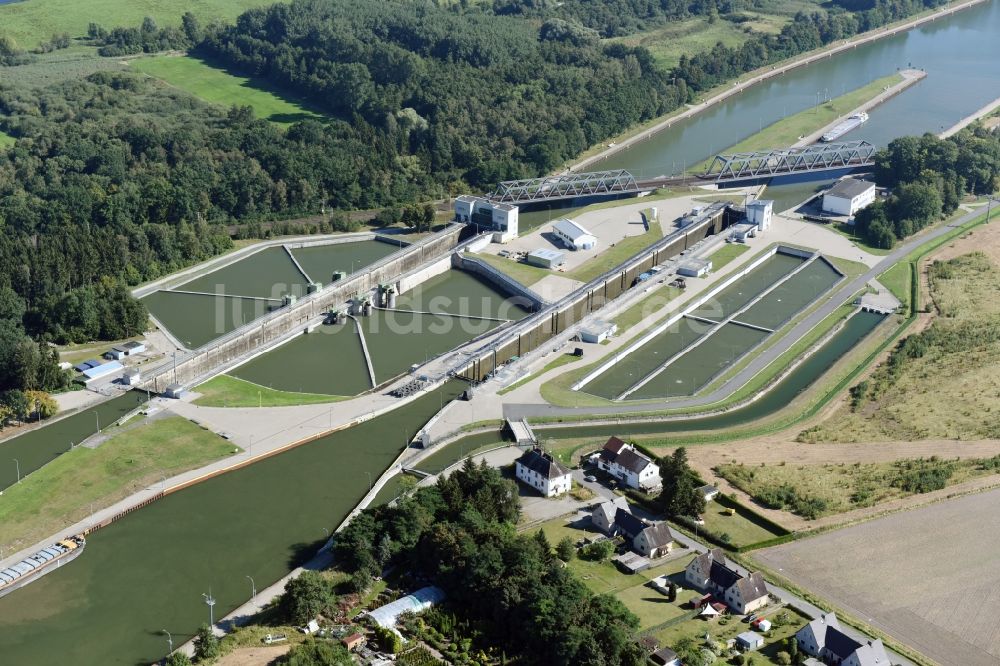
<box><xmin>853</xmin><ymin>129</ymin><xmax>1000</xmax><ymax>248</ymax></box>
<box><xmin>334</xmin><ymin>460</ymin><xmax>645</xmax><ymax>666</ymax></box>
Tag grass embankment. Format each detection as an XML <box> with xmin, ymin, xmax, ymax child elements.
<box><xmin>498</xmin><ymin>353</ymin><xmax>581</xmax><ymax>396</ymax></box>
<box><xmin>694</xmin><ymin>72</ymin><xmax>903</xmax><ymax>171</ymax></box>
<box><xmin>470</xmin><ymin>253</ymin><xmax>552</xmax><ymax>287</ymax></box>
<box><xmin>878</xmin><ymin>261</ymin><xmax>912</xmax><ymax>310</ymax></box>
<box><xmin>0</xmin><ymin>0</ymin><xmax>267</xmax><ymax>48</ymax></box>
<box><xmin>612</xmin><ymin>285</ymin><xmax>683</xmax><ymax>336</ymax></box>
<box><xmin>802</xmin><ymin>251</ymin><xmax>1000</xmax><ymax>442</ymax></box>
<box><xmin>565</xmin><ymin>225</ymin><xmax>665</xmax><ymax>283</ymax></box>
<box><xmin>0</xmin><ymin>416</ymin><xmax>238</xmax><ymax>548</ymax></box>
<box><xmin>707</xmin><ymin>242</ymin><xmax>749</xmax><ymax>270</ymax></box>
<box><xmin>194</xmin><ymin>374</ymin><xmax>348</xmax><ymax>407</ymax></box>
<box><xmin>718</xmin><ymin>455</ymin><xmax>1000</xmax><ymax>520</ymax></box>
<box><xmin>131</xmin><ymin>55</ymin><xmax>325</xmax><ymax>128</ymax></box>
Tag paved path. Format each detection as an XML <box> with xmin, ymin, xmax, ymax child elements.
<box><xmin>793</xmin><ymin>69</ymin><xmax>927</xmax><ymax>147</ymax></box>
<box><xmin>940</xmin><ymin>94</ymin><xmax>1000</xmax><ymax>138</ymax></box>
<box><xmin>572</xmin><ymin>0</ymin><xmax>985</xmax><ymax>172</ymax></box>
<box><xmin>505</xmin><ymin>204</ymin><xmax>986</xmax><ymax>419</ymax></box>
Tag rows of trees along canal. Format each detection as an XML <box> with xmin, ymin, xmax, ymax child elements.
<box><xmin>0</xmin><ymin>0</ymin><xmax>976</xmax><ymax>392</ymax></box>
<box><xmin>855</xmin><ymin>130</ymin><xmax>1000</xmax><ymax>249</ymax></box>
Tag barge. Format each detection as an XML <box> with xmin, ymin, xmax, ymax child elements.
<box><xmin>821</xmin><ymin>111</ymin><xmax>869</xmax><ymax>142</ymax></box>
<box><xmin>0</xmin><ymin>535</ymin><xmax>85</xmax><ymax>599</ymax></box>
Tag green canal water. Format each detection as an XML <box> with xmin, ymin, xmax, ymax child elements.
<box><xmin>542</xmin><ymin>311</ymin><xmax>885</xmax><ymax>438</ymax></box>
<box><xmin>737</xmin><ymin>259</ymin><xmax>842</xmax><ymax>330</ymax></box>
<box><xmin>689</xmin><ymin>252</ymin><xmax>803</xmax><ymax>321</ymax></box>
<box><xmin>179</xmin><ymin>246</ymin><xmax>307</xmax><ymax>300</ymax></box>
<box><xmin>396</xmin><ymin>270</ymin><xmax>532</xmax><ymax>321</ymax></box>
<box><xmin>229</xmin><ymin>318</ymin><xmax>372</xmax><ymax>396</ymax></box>
<box><xmin>0</xmin><ymin>382</ymin><xmax>465</xmax><ymax>666</ymax></box>
<box><xmin>142</xmin><ymin>291</ymin><xmax>272</xmax><ymax>349</ymax></box>
<box><xmin>0</xmin><ymin>391</ymin><xmax>147</xmax><ymax>491</ymax></box>
<box><xmin>290</xmin><ymin>240</ymin><xmax>402</xmax><ymax>286</ymax></box>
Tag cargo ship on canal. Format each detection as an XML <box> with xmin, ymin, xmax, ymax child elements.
<box><xmin>821</xmin><ymin>111</ymin><xmax>869</xmax><ymax>142</ymax></box>
<box><xmin>0</xmin><ymin>535</ymin><xmax>85</xmax><ymax>599</ymax></box>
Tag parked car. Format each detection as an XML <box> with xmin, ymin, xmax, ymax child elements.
<box><xmin>584</xmin><ymin>475</ymin><xmax>596</xmax><ymax>482</ymax></box>
<box><xmin>743</xmin><ymin>613</ymin><xmax>758</xmax><ymax>624</ymax></box>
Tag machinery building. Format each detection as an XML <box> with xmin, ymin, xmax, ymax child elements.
<box><xmin>552</xmin><ymin>218</ymin><xmax>597</xmax><ymax>251</ymax></box>
<box><xmin>678</xmin><ymin>258</ymin><xmax>712</xmax><ymax>277</ymax></box>
<box><xmin>822</xmin><ymin>178</ymin><xmax>876</xmax><ymax>216</ymax></box>
<box><xmin>525</xmin><ymin>248</ymin><xmax>565</xmax><ymax>269</ymax></box>
<box><xmin>745</xmin><ymin>199</ymin><xmax>773</xmax><ymax>230</ymax></box>
<box><xmin>580</xmin><ymin>320</ymin><xmax>617</xmax><ymax>344</ymax></box>
<box><xmin>454</xmin><ymin>195</ymin><xmax>519</xmax><ymax>242</ymax></box>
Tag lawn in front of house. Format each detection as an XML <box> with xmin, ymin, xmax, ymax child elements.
<box><xmin>697</xmin><ymin>499</ymin><xmax>787</xmax><ymax>548</ymax></box>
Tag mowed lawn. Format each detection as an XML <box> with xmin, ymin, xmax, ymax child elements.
<box><xmin>0</xmin><ymin>0</ymin><xmax>269</xmax><ymax>48</ymax></box>
<box><xmin>131</xmin><ymin>55</ymin><xmax>326</xmax><ymax>128</ymax></box>
<box><xmin>0</xmin><ymin>416</ymin><xmax>238</xmax><ymax>548</ymax></box>
<box><xmin>193</xmin><ymin>374</ymin><xmax>348</xmax><ymax>408</ymax></box>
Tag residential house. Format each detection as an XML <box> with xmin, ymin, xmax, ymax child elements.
<box><xmin>684</xmin><ymin>549</ymin><xmax>769</xmax><ymax>614</ymax></box>
<box><xmin>796</xmin><ymin>613</ymin><xmax>891</xmax><ymax>666</ymax></box>
<box><xmin>650</xmin><ymin>647</ymin><xmax>681</xmax><ymax>666</ymax></box>
<box><xmin>515</xmin><ymin>448</ymin><xmax>572</xmax><ymax>497</ymax></box>
<box><xmin>590</xmin><ymin>501</ymin><xmax>673</xmax><ymax>558</ymax></box>
<box><xmin>597</xmin><ymin>437</ymin><xmax>661</xmax><ymax>490</ymax></box>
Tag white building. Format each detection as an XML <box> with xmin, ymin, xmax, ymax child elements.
<box><xmin>746</xmin><ymin>199</ymin><xmax>773</xmax><ymax>231</ymax></box>
<box><xmin>596</xmin><ymin>437</ymin><xmax>660</xmax><ymax>490</ymax></box>
<box><xmin>515</xmin><ymin>448</ymin><xmax>572</xmax><ymax>497</ymax></box>
<box><xmin>822</xmin><ymin>179</ymin><xmax>876</xmax><ymax>217</ymax></box>
<box><xmin>796</xmin><ymin>613</ymin><xmax>890</xmax><ymax>666</ymax></box>
<box><xmin>525</xmin><ymin>248</ymin><xmax>565</xmax><ymax>269</ymax></box>
<box><xmin>678</xmin><ymin>258</ymin><xmax>712</xmax><ymax>277</ymax></box>
<box><xmin>580</xmin><ymin>320</ymin><xmax>617</xmax><ymax>343</ymax></box>
<box><xmin>552</xmin><ymin>218</ymin><xmax>597</xmax><ymax>251</ymax></box>
<box><xmin>454</xmin><ymin>195</ymin><xmax>519</xmax><ymax>242</ymax></box>
<box><xmin>685</xmin><ymin>548</ymin><xmax>770</xmax><ymax>615</ymax></box>
<box><xmin>591</xmin><ymin>500</ymin><xmax>674</xmax><ymax>559</ymax></box>
<box><xmin>122</xmin><ymin>368</ymin><xmax>141</xmax><ymax>386</ymax></box>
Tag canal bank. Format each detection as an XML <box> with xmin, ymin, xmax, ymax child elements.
<box><xmin>573</xmin><ymin>0</ymin><xmax>986</xmax><ymax>172</ymax></box>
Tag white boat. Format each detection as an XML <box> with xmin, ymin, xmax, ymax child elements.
<box><xmin>0</xmin><ymin>535</ymin><xmax>86</xmax><ymax>599</ymax></box>
<box><xmin>821</xmin><ymin>112</ymin><xmax>869</xmax><ymax>142</ymax></box>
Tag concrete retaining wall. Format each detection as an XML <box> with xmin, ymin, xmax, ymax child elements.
<box><xmin>141</xmin><ymin>225</ymin><xmax>465</xmax><ymax>392</ymax></box>
<box><xmin>453</xmin><ymin>254</ymin><xmax>546</xmax><ymax>310</ymax></box>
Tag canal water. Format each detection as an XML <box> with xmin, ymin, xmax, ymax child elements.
<box><xmin>178</xmin><ymin>247</ymin><xmax>308</xmax><ymax>299</ymax></box>
<box><xmin>395</xmin><ymin>270</ymin><xmax>533</xmax><ymax>321</ymax></box>
<box><xmin>0</xmin><ymin>382</ymin><xmax>465</xmax><ymax>666</ymax></box>
<box><xmin>542</xmin><ymin>310</ymin><xmax>886</xmax><ymax>438</ymax></box>
<box><xmin>0</xmin><ymin>391</ymin><xmax>147</xmax><ymax>491</ymax></box>
<box><xmin>290</xmin><ymin>239</ymin><xmax>402</xmax><ymax>286</ymax></box>
<box><xmin>738</xmin><ymin>259</ymin><xmax>843</xmax><ymax>330</ymax></box>
<box><xmin>229</xmin><ymin>318</ymin><xmax>373</xmax><ymax>396</ymax></box>
<box><xmin>142</xmin><ymin>291</ymin><xmax>272</xmax><ymax>349</ymax></box>
<box><xmin>600</xmin><ymin>0</ymin><xmax>1000</xmax><ymax>178</ymax></box>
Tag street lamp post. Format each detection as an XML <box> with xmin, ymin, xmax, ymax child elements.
<box><xmin>13</xmin><ymin>458</ymin><xmax>20</xmax><ymax>484</ymax></box>
<box><xmin>203</xmin><ymin>590</ymin><xmax>216</xmax><ymax>626</ymax></box>
<box><xmin>246</xmin><ymin>575</ymin><xmax>256</xmax><ymax>599</ymax></box>
<box><xmin>162</xmin><ymin>629</ymin><xmax>173</xmax><ymax>654</ymax></box>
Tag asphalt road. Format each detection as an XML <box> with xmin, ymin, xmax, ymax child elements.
<box><xmin>505</xmin><ymin>205</ymin><xmax>987</xmax><ymax>419</ymax></box>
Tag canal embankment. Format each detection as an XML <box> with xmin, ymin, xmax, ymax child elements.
<box><xmin>793</xmin><ymin>69</ymin><xmax>927</xmax><ymax>147</ymax></box>
<box><xmin>572</xmin><ymin>0</ymin><xmax>986</xmax><ymax>172</ymax></box>
<box><xmin>939</xmin><ymin>94</ymin><xmax>1000</xmax><ymax>137</ymax></box>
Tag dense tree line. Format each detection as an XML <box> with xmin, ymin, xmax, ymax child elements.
<box><xmin>335</xmin><ymin>459</ymin><xmax>644</xmax><ymax>665</ymax></box>
<box><xmin>0</xmin><ymin>283</ymin><xmax>68</xmax><ymax>397</ymax></box>
<box><xmin>673</xmin><ymin>0</ymin><xmax>950</xmax><ymax>93</ymax></box>
<box><xmin>854</xmin><ymin>128</ymin><xmax>1000</xmax><ymax>248</ymax></box>
<box><xmin>90</xmin><ymin>14</ymin><xmax>201</xmax><ymax>56</ymax></box>
<box><xmin>198</xmin><ymin>0</ymin><xmax>684</xmax><ymax>182</ymax></box>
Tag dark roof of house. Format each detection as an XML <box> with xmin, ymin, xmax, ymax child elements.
<box><xmin>604</xmin><ymin>436</ymin><xmax>627</xmax><ymax>454</ymax></box>
<box><xmin>122</xmin><ymin>341</ymin><xmax>144</xmax><ymax>350</ymax></box>
<box><xmin>516</xmin><ymin>449</ymin><xmax>570</xmax><ymax>480</ymax></box>
<box><xmin>614</xmin><ymin>507</ymin><xmax>648</xmax><ymax>539</ymax></box>
<box><xmin>826</xmin><ymin>178</ymin><xmax>874</xmax><ymax>200</ymax></box>
<box><xmin>690</xmin><ymin>548</ymin><xmax>725</xmax><ymax>575</ymax></box>
<box><xmin>639</xmin><ymin>522</ymin><xmax>673</xmax><ymax>548</ymax></box>
<box><xmin>825</xmin><ymin>626</ymin><xmax>863</xmax><ymax>659</ymax></box>
<box><xmin>651</xmin><ymin>647</ymin><xmax>678</xmax><ymax>665</ymax></box>
<box><xmin>615</xmin><ymin>447</ymin><xmax>654</xmax><ymax>474</ymax></box>
<box><xmin>734</xmin><ymin>571</ymin><xmax>769</xmax><ymax>603</ymax></box>
<box><xmin>709</xmin><ymin>560</ymin><xmax>742</xmax><ymax>591</ymax></box>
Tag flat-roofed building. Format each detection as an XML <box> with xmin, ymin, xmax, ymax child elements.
<box><xmin>822</xmin><ymin>178</ymin><xmax>876</xmax><ymax>217</ymax></box>
<box><xmin>525</xmin><ymin>248</ymin><xmax>565</xmax><ymax>269</ymax></box>
<box><xmin>552</xmin><ymin>218</ymin><xmax>597</xmax><ymax>251</ymax></box>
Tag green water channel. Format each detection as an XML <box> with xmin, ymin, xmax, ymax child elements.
<box><xmin>179</xmin><ymin>246</ymin><xmax>307</xmax><ymax>299</ymax></box>
<box><xmin>229</xmin><ymin>318</ymin><xmax>372</xmax><ymax>396</ymax></box>
<box><xmin>737</xmin><ymin>259</ymin><xmax>842</xmax><ymax>330</ymax></box>
<box><xmin>689</xmin><ymin>251</ymin><xmax>803</xmax><ymax>321</ymax></box>
<box><xmin>291</xmin><ymin>240</ymin><xmax>402</xmax><ymax>286</ymax></box>
<box><xmin>629</xmin><ymin>322</ymin><xmax>769</xmax><ymax>399</ymax></box>
<box><xmin>0</xmin><ymin>391</ymin><xmax>147</xmax><ymax>491</ymax></box>
<box><xmin>542</xmin><ymin>310</ymin><xmax>886</xmax><ymax>439</ymax></box>
<box><xmin>0</xmin><ymin>382</ymin><xmax>465</xmax><ymax>666</ymax></box>
<box><xmin>143</xmin><ymin>291</ymin><xmax>273</xmax><ymax>349</ymax></box>
<box><xmin>396</xmin><ymin>270</ymin><xmax>532</xmax><ymax>321</ymax></box>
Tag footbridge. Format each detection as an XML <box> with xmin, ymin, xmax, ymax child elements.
<box><xmin>486</xmin><ymin>140</ymin><xmax>876</xmax><ymax>205</ymax></box>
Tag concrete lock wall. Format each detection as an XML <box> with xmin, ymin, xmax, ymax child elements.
<box><xmin>452</xmin><ymin>254</ymin><xmax>546</xmax><ymax>311</ymax></box>
<box><xmin>454</xmin><ymin>205</ymin><xmax>727</xmax><ymax>383</ymax></box>
<box><xmin>142</xmin><ymin>225</ymin><xmax>466</xmax><ymax>391</ymax></box>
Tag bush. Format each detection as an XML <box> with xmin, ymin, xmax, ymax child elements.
<box><xmin>192</xmin><ymin>624</ymin><xmax>220</xmax><ymax>662</ymax></box>
<box><xmin>579</xmin><ymin>539</ymin><xmax>614</xmax><ymax>561</ymax></box>
<box><xmin>776</xmin><ymin>651</ymin><xmax>792</xmax><ymax>665</ymax></box>
<box><xmin>556</xmin><ymin>537</ymin><xmax>576</xmax><ymax>562</ymax></box>
<box><xmin>278</xmin><ymin>571</ymin><xmax>337</xmax><ymax>625</ymax></box>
